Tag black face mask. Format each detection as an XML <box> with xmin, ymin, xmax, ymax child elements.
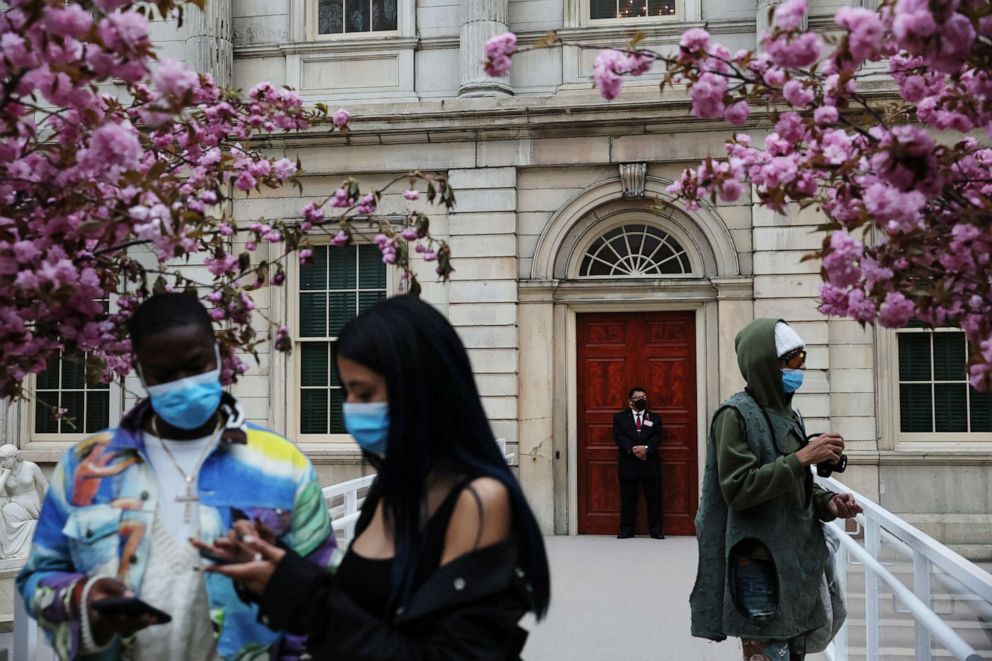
<box><xmin>633</xmin><ymin>399</ymin><xmax>647</xmax><ymax>411</ymax></box>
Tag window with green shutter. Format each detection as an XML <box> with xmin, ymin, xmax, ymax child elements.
<box><xmin>298</xmin><ymin>244</ymin><xmax>387</xmax><ymax>436</ymax></box>
<box><xmin>34</xmin><ymin>353</ymin><xmax>111</xmax><ymax>436</ymax></box>
<box><xmin>897</xmin><ymin>329</ymin><xmax>991</xmax><ymax>435</ymax></box>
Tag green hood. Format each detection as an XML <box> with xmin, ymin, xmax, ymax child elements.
<box><xmin>734</xmin><ymin>318</ymin><xmax>792</xmax><ymax>414</ymax></box>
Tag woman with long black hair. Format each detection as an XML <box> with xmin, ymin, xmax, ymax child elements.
<box><xmin>193</xmin><ymin>294</ymin><xmax>551</xmax><ymax>659</ymax></box>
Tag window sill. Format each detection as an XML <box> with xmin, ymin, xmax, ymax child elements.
<box><xmin>850</xmin><ymin>447</ymin><xmax>992</xmax><ymax>466</ymax></box>
<box><xmin>234</xmin><ymin>36</ymin><xmax>417</xmax><ymax>58</ymax></box>
<box><xmin>296</xmin><ymin>442</ymin><xmax>366</xmax><ymax>464</ymax></box>
<box><xmin>557</xmin><ymin>20</ymin><xmax>703</xmax><ymax>42</ymax></box>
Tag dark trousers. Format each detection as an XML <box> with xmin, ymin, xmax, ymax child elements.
<box><xmin>619</xmin><ymin>476</ymin><xmax>662</xmax><ymax>536</ymax></box>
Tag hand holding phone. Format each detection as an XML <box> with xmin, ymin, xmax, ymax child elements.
<box><xmin>90</xmin><ymin>596</ymin><xmax>172</xmax><ymax>624</ymax></box>
<box><xmin>86</xmin><ymin>577</ymin><xmax>167</xmax><ymax>645</ymax></box>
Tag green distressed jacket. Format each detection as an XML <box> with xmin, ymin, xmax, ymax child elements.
<box><xmin>690</xmin><ymin>318</ymin><xmax>837</xmax><ymax>642</ymax></box>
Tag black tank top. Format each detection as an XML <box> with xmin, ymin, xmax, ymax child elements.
<box><xmin>336</xmin><ymin>476</ymin><xmax>477</xmax><ymax>618</ymax></box>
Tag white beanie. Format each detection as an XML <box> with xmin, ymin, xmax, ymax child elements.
<box><xmin>774</xmin><ymin>321</ymin><xmax>805</xmax><ymax>358</ymax></box>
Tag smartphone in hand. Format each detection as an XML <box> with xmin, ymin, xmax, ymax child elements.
<box><xmin>90</xmin><ymin>597</ymin><xmax>172</xmax><ymax>624</ymax></box>
<box><xmin>198</xmin><ymin>547</ymin><xmax>239</xmax><ymax>566</ymax></box>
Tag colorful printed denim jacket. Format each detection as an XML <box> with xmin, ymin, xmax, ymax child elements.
<box><xmin>16</xmin><ymin>394</ymin><xmax>337</xmax><ymax>660</ymax></box>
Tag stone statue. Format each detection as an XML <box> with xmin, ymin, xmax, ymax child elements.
<box><xmin>0</xmin><ymin>444</ymin><xmax>47</xmax><ymax>559</ymax></box>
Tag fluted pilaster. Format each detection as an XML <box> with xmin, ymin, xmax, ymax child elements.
<box><xmin>185</xmin><ymin>0</ymin><xmax>233</xmax><ymax>87</ymax></box>
<box><xmin>458</xmin><ymin>0</ymin><xmax>512</xmax><ymax>97</ymax></box>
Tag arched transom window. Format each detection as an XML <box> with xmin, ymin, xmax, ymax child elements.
<box><xmin>579</xmin><ymin>224</ymin><xmax>692</xmax><ymax>277</ymax></box>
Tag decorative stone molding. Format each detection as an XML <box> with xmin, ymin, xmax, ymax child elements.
<box><xmin>618</xmin><ymin>163</ymin><xmax>647</xmax><ymax>199</ymax></box>
<box><xmin>711</xmin><ymin>276</ymin><xmax>755</xmax><ymax>300</ymax></box>
<box><xmin>529</xmin><ymin>176</ymin><xmax>741</xmax><ymax>281</ymax></box>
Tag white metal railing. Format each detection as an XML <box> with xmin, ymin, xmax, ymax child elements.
<box><xmin>323</xmin><ymin>472</ymin><xmax>376</xmax><ymax>543</ymax></box>
<box><xmin>321</xmin><ymin>437</ymin><xmax>515</xmax><ymax>546</ymax></box>
<box><xmin>818</xmin><ymin>475</ymin><xmax>992</xmax><ymax>661</ymax></box>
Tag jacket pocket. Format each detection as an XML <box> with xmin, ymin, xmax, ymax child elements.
<box><xmin>62</xmin><ymin>505</ymin><xmax>122</xmax><ymax>574</ymax></box>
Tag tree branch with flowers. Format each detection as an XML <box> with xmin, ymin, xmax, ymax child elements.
<box><xmin>487</xmin><ymin>0</ymin><xmax>992</xmax><ymax>389</ymax></box>
<box><xmin>0</xmin><ymin>0</ymin><xmax>456</xmax><ymax>401</ymax></box>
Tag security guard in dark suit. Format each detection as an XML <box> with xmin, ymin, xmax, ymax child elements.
<box><xmin>613</xmin><ymin>386</ymin><xmax>664</xmax><ymax>539</ymax></box>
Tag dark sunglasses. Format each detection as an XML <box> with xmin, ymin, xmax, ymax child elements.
<box><xmin>781</xmin><ymin>349</ymin><xmax>807</xmax><ymax>369</ymax></box>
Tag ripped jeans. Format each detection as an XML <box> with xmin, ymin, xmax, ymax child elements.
<box><xmin>735</xmin><ymin>559</ymin><xmax>805</xmax><ymax>661</ymax></box>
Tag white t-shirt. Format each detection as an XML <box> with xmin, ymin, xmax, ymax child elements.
<box><xmin>142</xmin><ymin>431</ymin><xmax>217</xmax><ymax>543</ymax></box>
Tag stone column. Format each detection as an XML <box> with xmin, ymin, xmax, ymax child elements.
<box><xmin>184</xmin><ymin>0</ymin><xmax>233</xmax><ymax>86</ymax></box>
<box><xmin>518</xmin><ymin>283</ymin><xmax>556</xmax><ymax>534</ymax></box>
<box><xmin>458</xmin><ymin>0</ymin><xmax>513</xmax><ymax>97</ymax></box>
<box><xmin>445</xmin><ymin>166</ymin><xmax>520</xmax><ymax>472</ymax></box>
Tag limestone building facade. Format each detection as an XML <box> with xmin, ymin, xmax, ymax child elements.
<box><xmin>3</xmin><ymin>0</ymin><xmax>992</xmax><ymax>555</ymax></box>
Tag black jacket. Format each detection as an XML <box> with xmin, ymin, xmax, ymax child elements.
<box><xmin>259</xmin><ymin>541</ymin><xmax>534</xmax><ymax>660</ymax></box>
<box><xmin>613</xmin><ymin>408</ymin><xmax>663</xmax><ymax>480</ymax></box>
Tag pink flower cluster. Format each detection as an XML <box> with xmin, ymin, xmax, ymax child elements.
<box><xmin>651</xmin><ymin>0</ymin><xmax>992</xmax><ymax>386</ymax></box>
<box><xmin>592</xmin><ymin>49</ymin><xmax>654</xmax><ymax>101</ymax></box>
<box><xmin>0</xmin><ymin>0</ymin><xmax>453</xmax><ymax>399</ymax></box>
<box><xmin>484</xmin><ymin>32</ymin><xmax>517</xmax><ymax>78</ymax></box>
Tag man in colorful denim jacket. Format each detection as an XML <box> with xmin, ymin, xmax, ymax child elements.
<box><xmin>17</xmin><ymin>293</ymin><xmax>336</xmax><ymax>660</ymax></box>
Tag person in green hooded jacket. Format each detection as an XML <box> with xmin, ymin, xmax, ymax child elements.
<box><xmin>690</xmin><ymin>319</ymin><xmax>861</xmax><ymax>661</ymax></box>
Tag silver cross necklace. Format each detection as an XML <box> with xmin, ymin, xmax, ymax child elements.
<box><xmin>150</xmin><ymin>414</ymin><xmax>223</xmax><ymax>524</ymax></box>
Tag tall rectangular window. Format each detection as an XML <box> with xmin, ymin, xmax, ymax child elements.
<box><xmin>317</xmin><ymin>0</ymin><xmax>397</xmax><ymax>34</ymax></box>
<box><xmin>590</xmin><ymin>0</ymin><xmax>675</xmax><ymax>20</ymax></box>
<box><xmin>34</xmin><ymin>353</ymin><xmax>111</xmax><ymax>436</ymax></box>
<box><xmin>898</xmin><ymin>325</ymin><xmax>992</xmax><ymax>435</ymax></box>
<box><xmin>297</xmin><ymin>244</ymin><xmax>387</xmax><ymax>436</ymax></box>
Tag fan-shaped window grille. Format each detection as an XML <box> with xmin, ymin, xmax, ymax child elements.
<box><xmin>579</xmin><ymin>224</ymin><xmax>692</xmax><ymax>277</ymax></box>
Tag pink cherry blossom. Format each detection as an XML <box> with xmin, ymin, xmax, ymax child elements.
<box><xmin>690</xmin><ymin>72</ymin><xmax>728</xmax><ymax>119</ymax></box>
<box><xmin>835</xmin><ymin>7</ymin><xmax>883</xmax><ymax>64</ymax></box>
<box><xmin>783</xmin><ymin>80</ymin><xmax>814</xmax><ymax>107</ymax></box>
<box><xmin>773</xmin><ymin>0</ymin><xmax>807</xmax><ymax>31</ymax></box>
<box><xmin>723</xmin><ymin>101</ymin><xmax>750</xmax><ymax>126</ymax></box>
<box><xmin>592</xmin><ymin>50</ymin><xmax>628</xmax><ymax>101</ymax></box>
<box><xmin>679</xmin><ymin>28</ymin><xmax>710</xmax><ymax>51</ymax></box>
<box><xmin>152</xmin><ymin>59</ymin><xmax>200</xmax><ymax>99</ymax></box>
<box><xmin>484</xmin><ymin>32</ymin><xmax>517</xmax><ymax>78</ymax></box>
<box><xmin>44</xmin><ymin>5</ymin><xmax>92</xmax><ymax>39</ymax></box>
<box><xmin>879</xmin><ymin>291</ymin><xmax>916</xmax><ymax>327</ymax></box>
<box><xmin>814</xmin><ymin>105</ymin><xmax>838</xmax><ymax>125</ymax></box>
<box><xmin>0</xmin><ymin>0</ymin><xmax>452</xmax><ymax>398</ymax></box>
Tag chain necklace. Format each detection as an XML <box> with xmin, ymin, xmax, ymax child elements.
<box><xmin>149</xmin><ymin>414</ymin><xmax>223</xmax><ymax>524</ymax></box>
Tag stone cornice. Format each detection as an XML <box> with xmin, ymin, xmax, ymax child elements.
<box><xmin>253</xmin><ymin>84</ymin><xmax>903</xmax><ymax>148</ymax></box>
<box><xmin>549</xmin><ymin>277</ymin><xmax>718</xmax><ymax>302</ymax></box>
<box><xmin>262</xmin><ymin>93</ymin><xmax>739</xmax><ymax>148</ymax></box>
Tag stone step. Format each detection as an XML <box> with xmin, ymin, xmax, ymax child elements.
<box><xmin>843</xmin><ymin>616</ymin><xmax>992</xmax><ymax>650</ymax></box>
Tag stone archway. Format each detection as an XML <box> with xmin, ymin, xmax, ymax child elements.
<box><xmin>530</xmin><ymin>176</ymin><xmax>741</xmax><ymax>281</ymax></box>
<box><xmin>517</xmin><ymin>175</ymin><xmax>753</xmax><ymax>535</ymax></box>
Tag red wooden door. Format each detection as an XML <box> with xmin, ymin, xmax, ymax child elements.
<box><xmin>577</xmin><ymin>311</ymin><xmax>698</xmax><ymax>535</ymax></box>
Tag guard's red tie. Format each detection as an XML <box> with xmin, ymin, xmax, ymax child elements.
<box><xmin>635</xmin><ymin>413</ymin><xmax>642</xmax><ymax>431</ymax></box>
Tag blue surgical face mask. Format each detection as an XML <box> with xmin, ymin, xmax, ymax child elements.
<box><xmin>781</xmin><ymin>368</ymin><xmax>804</xmax><ymax>394</ymax></box>
<box><xmin>141</xmin><ymin>345</ymin><xmax>223</xmax><ymax>430</ymax></box>
<box><xmin>343</xmin><ymin>401</ymin><xmax>389</xmax><ymax>456</ymax></box>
